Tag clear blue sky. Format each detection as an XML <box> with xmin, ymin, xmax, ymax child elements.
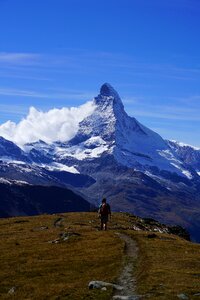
<box><xmin>0</xmin><ymin>0</ymin><xmax>200</xmax><ymax>146</ymax></box>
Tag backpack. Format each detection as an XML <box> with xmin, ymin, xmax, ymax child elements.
<box><xmin>100</xmin><ymin>203</ymin><xmax>110</xmax><ymax>215</ymax></box>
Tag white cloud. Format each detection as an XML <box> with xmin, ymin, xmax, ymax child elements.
<box><xmin>0</xmin><ymin>87</ymin><xmax>95</xmax><ymax>100</ymax></box>
<box><xmin>0</xmin><ymin>52</ymin><xmax>41</xmax><ymax>65</ymax></box>
<box><xmin>0</xmin><ymin>101</ymin><xmax>96</xmax><ymax>148</ymax></box>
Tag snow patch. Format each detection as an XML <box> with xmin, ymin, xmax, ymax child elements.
<box><xmin>170</xmin><ymin>162</ymin><xmax>193</xmax><ymax>179</ymax></box>
<box><xmin>42</xmin><ymin>162</ymin><xmax>80</xmax><ymax>174</ymax></box>
<box><xmin>0</xmin><ymin>177</ymin><xmax>30</xmax><ymax>185</ymax></box>
<box><xmin>0</xmin><ymin>177</ymin><xmax>12</xmax><ymax>184</ymax></box>
<box><xmin>84</xmin><ymin>136</ymin><xmax>107</xmax><ymax>148</ymax></box>
<box><xmin>144</xmin><ymin>171</ymin><xmax>170</xmax><ymax>184</ymax></box>
<box><xmin>55</xmin><ymin>144</ymin><xmax>109</xmax><ymax>160</ymax></box>
<box><xmin>182</xmin><ymin>170</ymin><xmax>193</xmax><ymax>179</ymax></box>
<box><xmin>0</xmin><ymin>157</ymin><xmax>26</xmax><ymax>164</ymax></box>
<box><xmin>54</xmin><ymin>137</ymin><xmax>110</xmax><ymax>161</ymax></box>
<box><xmin>170</xmin><ymin>140</ymin><xmax>200</xmax><ymax>150</ymax></box>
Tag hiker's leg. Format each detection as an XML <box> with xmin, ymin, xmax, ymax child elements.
<box><xmin>103</xmin><ymin>222</ymin><xmax>106</xmax><ymax>230</ymax></box>
<box><xmin>101</xmin><ymin>219</ymin><xmax>103</xmax><ymax>230</ymax></box>
<box><xmin>104</xmin><ymin>222</ymin><xmax>107</xmax><ymax>230</ymax></box>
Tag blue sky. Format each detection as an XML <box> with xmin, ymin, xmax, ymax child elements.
<box><xmin>0</xmin><ymin>0</ymin><xmax>200</xmax><ymax>146</ymax></box>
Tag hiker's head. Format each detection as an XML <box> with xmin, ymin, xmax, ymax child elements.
<box><xmin>102</xmin><ymin>198</ymin><xmax>106</xmax><ymax>204</ymax></box>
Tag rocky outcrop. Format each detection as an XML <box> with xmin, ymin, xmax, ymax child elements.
<box><xmin>112</xmin><ymin>214</ymin><xmax>190</xmax><ymax>241</ymax></box>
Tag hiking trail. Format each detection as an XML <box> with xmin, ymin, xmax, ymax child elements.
<box><xmin>113</xmin><ymin>233</ymin><xmax>141</xmax><ymax>300</ymax></box>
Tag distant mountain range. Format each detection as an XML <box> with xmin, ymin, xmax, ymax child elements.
<box><xmin>0</xmin><ymin>83</ymin><xmax>200</xmax><ymax>241</ymax></box>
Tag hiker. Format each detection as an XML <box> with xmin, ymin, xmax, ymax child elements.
<box><xmin>98</xmin><ymin>198</ymin><xmax>111</xmax><ymax>230</ymax></box>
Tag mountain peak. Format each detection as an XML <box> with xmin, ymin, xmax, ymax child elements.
<box><xmin>96</xmin><ymin>83</ymin><xmax>124</xmax><ymax>112</ymax></box>
<box><xmin>100</xmin><ymin>83</ymin><xmax>119</xmax><ymax>98</ymax></box>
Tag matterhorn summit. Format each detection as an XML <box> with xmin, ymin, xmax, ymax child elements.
<box><xmin>96</xmin><ymin>82</ymin><xmax>124</xmax><ymax>112</ymax></box>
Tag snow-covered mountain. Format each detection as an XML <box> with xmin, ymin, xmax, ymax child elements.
<box><xmin>167</xmin><ymin>140</ymin><xmax>200</xmax><ymax>175</ymax></box>
<box><xmin>0</xmin><ymin>136</ymin><xmax>29</xmax><ymax>162</ymax></box>
<box><xmin>1</xmin><ymin>84</ymin><xmax>197</xmax><ymax>179</ymax></box>
<box><xmin>0</xmin><ymin>83</ymin><xmax>200</xmax><ymax>241</ymax></box>
<box><xmin>54</xmin><ymin>83</ymin><xmax>196</xmax><ymax>179</ymax></box>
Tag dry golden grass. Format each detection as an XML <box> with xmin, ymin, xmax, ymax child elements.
<box><xmin>0</xmin><ymin>212</ymin><xmax>200</xmax><ymax>299</ymax></box>
<box><xmin>0</xmin><ymin>213</ymin><xmax>124</xmax><ymax>300</ymax></box>
<box><xmin>131</xmin><ymin>231</ymin><xmax>200</xmax><ymax>299</ymax></box>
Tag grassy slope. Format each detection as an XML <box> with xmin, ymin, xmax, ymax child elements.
<box><xmin>132</xmin><ymin>231</ymin><xmax>200</xmax><ymax>299</ymax></box>
<box><xmin>0</xmin><ymin>212</ymin><xmax>199</xmax><ymax>300</ymax></box>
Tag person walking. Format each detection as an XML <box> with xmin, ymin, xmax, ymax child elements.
<box><xmin>98</xmin><ymin>198</ymin><xmax>111</xmax><ymax>230</ymax></box>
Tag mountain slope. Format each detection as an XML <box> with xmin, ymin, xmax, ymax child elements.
<box><xmin>0</xmin><ymin>136</ymin><xmax>29</xmax><ymax>162</ymax></box>
<box><xmin>0</xmin><ymin>180</ymin><xmax>91</xmax><ymax>217</ymax></box>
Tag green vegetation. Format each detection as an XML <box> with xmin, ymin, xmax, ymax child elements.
<box><xmin>0</xmin><ymin>212</ymin><xmax>199</xmax><ymax>299</ymax></box>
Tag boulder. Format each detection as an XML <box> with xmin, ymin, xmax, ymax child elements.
<box><xmin>88</xmin><ymin>280</ymin><xmax>123</xmax><ymax>291</ymax></box>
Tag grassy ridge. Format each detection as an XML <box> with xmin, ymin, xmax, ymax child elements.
<box><xmin>0</xmin><ymin>212</ymin><xmax>200</xmax><ymax>299</ymax></box>
<box><xmin>132</xmin><ymin>231</ymin><xmax>200</xmax><ymax>299</ymax></box>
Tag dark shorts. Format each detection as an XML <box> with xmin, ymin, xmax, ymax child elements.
<box><xmin>101</xmin><ymin>215</ymin><xmax>108</xmax><ymax>223</ymax></box>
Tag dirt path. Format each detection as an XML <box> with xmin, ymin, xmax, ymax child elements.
<box><xmin>113</xmin><ymin>233</ymin><xmax>140</xmax><ymax>300</ymax></box>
